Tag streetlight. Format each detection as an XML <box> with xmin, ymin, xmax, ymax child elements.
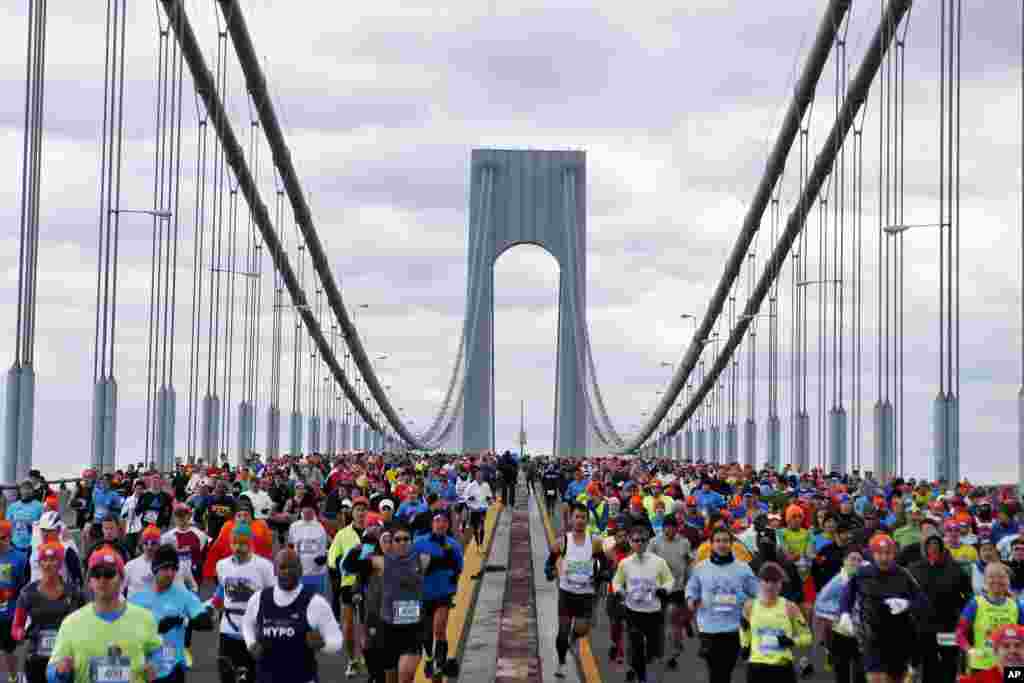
<box><xmin>112</xmin><ymin>208</ymin><xmax>172</xmax><ymax>219</ymax></box>
<box><xmin>882</xmin><ymin>222</ymin><xmax>945</xmax><ymax>235</ymax></box>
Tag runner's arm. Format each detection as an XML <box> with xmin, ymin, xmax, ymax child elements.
<box><xmin>307</xmin><ymin>594</ymin><xmax>343</xmax><ymax>654</ymax></box>
<box><xmin>241</xmin><ymin>592</ymin><xmax>260</xmax><ymax>650</ymax></box>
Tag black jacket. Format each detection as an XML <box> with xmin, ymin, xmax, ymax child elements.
<box><xmin>750</xmin><ymin>541</ymin><xmax>803</xmax><ymax>605</ymax></box>
<box><xmin>812</xmin><ymin>540</ymin><xmax>846</xmax><ymax>592</ymax></box>
<box><xmin>907</xmin><ymin>549</ymin><xmax>971</xmax><ymax>633</ymax></box>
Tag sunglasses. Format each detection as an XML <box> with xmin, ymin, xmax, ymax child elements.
<box><xmin>629</xmin><ymin>537</ymin><xmax>647</xmax><ymax>544</ymax></box>
<box><xmin>90</xmin><ymin>567</ymin><xmax>118</xmax><ymax>580</ymax></box>
<box><xmin>393</xmin><ymin>536</ymin><xmax>412</xmax><ymax>543</ymax></box>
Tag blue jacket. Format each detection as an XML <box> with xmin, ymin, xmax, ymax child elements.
<box><xmin>92</xmin><ymin>485</ymin><xmax>124</xmax><ymax>522</ymax></box>
<box><xmin>413</xmin><ymin>533</ymin><xmax>464</xmax><ymax>600</ymax></box>
<box><xmin>685</xmin><ymin>557</ymin><xmax>759</xmax><ymax>634</ymax></box>
<box><xmin>814</xmin><ymin>570</ymin><xmax>851</xmax><ymax>622</ymax></box>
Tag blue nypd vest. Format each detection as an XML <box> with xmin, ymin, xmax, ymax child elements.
<box><xmin>255</xmin><ymin>587</ymin><xmax>317</xmax><ymax>683</ymax></box>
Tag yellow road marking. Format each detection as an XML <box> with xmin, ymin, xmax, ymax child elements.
<box><xmin>415</xmin><ymin>503</ymin><xmax>502</xmax><ymax>683</ymax></box>
<box><xmin>537</xmin><ymin>492</ymin><xmax>603</xmax><ymax>683</ymax></box>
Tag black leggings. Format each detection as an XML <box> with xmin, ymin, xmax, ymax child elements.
<box><xmin>470</xmin><ymin>509</ymin><xmax>486</xmax><ymax>545</ymax></box>
<box><xmin>699</xmin><ymin>631</ymin><xmax>741</xmax><ymax>683</ymax></box>
<box><xmin>24</xmin><ymin>656</ymin><xmax>47</xmax><ymax>683</ymax></box>
<box><xmin>747</xmin><ymin>662</ymin><xmax>796</xmax><ymax>683</ymax></box>
<box><xmin>626</xmin><ymin>609</ymin><xmax>664</xmax><ymax>682</ymax></box>
<box><xmin>830</xmin><ymin>632</ymin><xmax>866</xmax><ymax>683</ymax></box>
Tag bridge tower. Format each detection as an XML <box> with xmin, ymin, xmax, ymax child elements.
<box><xmin>461</xmin><ymin>149</ymin><xmax>588</xmax><ymax>457</ymax></box>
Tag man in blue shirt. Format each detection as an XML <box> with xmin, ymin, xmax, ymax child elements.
<box><xmin>129</xmin><ymin>544</ymin><xmax>213</xmax><ymax>682</ymax></box>
<box><xmin>6</xmin><ymin>480</ymin><xmax>43</xmax><ymax>554</ymax></box>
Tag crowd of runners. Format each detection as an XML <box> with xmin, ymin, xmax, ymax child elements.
<box><xmin>0</xmin><ymin>453</ymin><xmax>1019</xmax><ymax>683</ymax></box>
<box><xmin>534</xmin><ymin>457</ymin><xmax>1024</xmax><ymax>683</ymax></box>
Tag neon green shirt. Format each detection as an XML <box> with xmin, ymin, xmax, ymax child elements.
<box><xmin>49</xmin><ymin>602</ymin><xmax>162</xmax><ymax>683</ymax></box>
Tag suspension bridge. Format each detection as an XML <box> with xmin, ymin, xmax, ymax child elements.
<box><xmin>2</xmin><ymin>0</ymin><xmax>1021</xmax><ymax>486</ymax></box>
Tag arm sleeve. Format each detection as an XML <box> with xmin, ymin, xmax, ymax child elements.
<box><xmin>956</xmin><ymin>599</ymin><xmax>977</xmax><ymax>650</ymax></box>
<box><xmin>307</xmin><ymin>595</ymin><xmax>343</xmax><ymax>654</ymax></box>
<box><xmin>241</xmin><ymin>591</ymin><xmax>260</xmax><ymax>649</ymax></box>
<box><xmin>12</xmin><ymin>606</ymin><xmax>27</xmax><ymax>641</ymax></box>
<box><xmin>839</xmin><ymin>572</ymin><xmax>859</xmax><ymax>614</ymax></box>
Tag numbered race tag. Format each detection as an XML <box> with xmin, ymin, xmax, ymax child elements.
<box><xmin>37</xmin><ymin>629</ymin><xmax>57</xmax><ymax>657</ymax></box>
<box><xmin>393</xmin><ymin>600</ymin><xmax>421</xmax><ymax>625</ymax></box>
<box><xmin>546</xmin><ymin>490</ymin><xmax>555</xmax><ymax>496</ymax></box>
<box><xmin>92</xmin><ymin>657</ymin><xmax>132</xmax><ymax>683</ymax></box>
<box><xmin>713</xmin><ymin>592</ymin><xmax>738</xmax><ymax>613</ymax></box>
<box><xmin>565</xmin><ymin>560</ymin><xmax>593</xmax><ymax>590</ymax></box>
<box><xmin>143</xmin><ymin>511</ymin><xmax>159</xmax><ymax>524</ymax></box>
<box><xmin>298</xmin><ymin>539</ymin><xmax>320</xmax><ymax>555</ymax></box>
<box><xmin>759</xmin><ymin>633</ymin><xmax>780</xmax><ymax>652</ymax></box>
<box><xmin>936</xmin><ymin>632</ymin><xmax>957</xmax><ymax>647</ymax></box>
<box><xmin>628</xmin><ymin>579</ymin><xmax>656</xmax><ymax>608</ymax></box>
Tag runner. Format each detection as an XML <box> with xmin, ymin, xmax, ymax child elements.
<box><xmin>838</xmin><ymin>533</ymin><xmax>926</xmax><ymax>683</ymax></box>
<box><xmin>686</xmin><ymin>526</ymin><xmax>759</xmax><ymax>683</ymax></box>
<box><xmin>31</xmin><ymin>512</ymin><xmax>82</xmax><ymax>587</ymax></box>
<box><xmin>13</xmin><ymin>541</ymin><xmax>86</xmax><ymax>683</ymax></box>
<box><xmin>128</xmin><ymin>544</ymin><xmax>214</xmax><ymax>683</ymax></box>
<box><xmin>648</xmin><ymin>514</ymin><xmax>691</xmax><ymax>669</ymax></box>
<box><xmin>957</xmin><ymin>561</ymin><xmax>1023</xmax><ymax>675</ymax></box>
<box><xmin>241</xmin><ymin>549</ymin><xmax>342</xmax><ymax>683</ymax></box>
<box><xmin>124</xmin><ymin>527</ymin><xmax>195</xmax><ymax>598</ymax></box>
<box><xmin>161</xmin><ymin>503</ymin><xmax>209</xmax><ymax>590</ymax></box>
<box><xmin>212</xmin><ymin>524</ymin><xmax>276</xmax><ymax>683</ymax></box>
<box><xmin>343</xmin><ymin>522</ymin><xmax>447</xmax><ymax>683</ymax></box>
<box><xmin>464</xmin><ymin>469</ymin><xmax>493</xmax><ymax>552</ymax></box>
<box><xmin>740</xmin><ymin>562</ymin><xmax>811</xmax><ymax>683</ymax></box>
<box><xmin>413</xmin><ymin>511</ymin><xmax>464</xmax><ymax>679</ymax></box>
<box><xmin>959</xmin><ymin>623</ymin><xmax>1024</xmax><ymax>683</ymax></box>
<box><xmin>0</xmin><ymin>520</ymin><xmax>29</xmax><ymax>682</ymax></box>
<box><xmin>544</xmin><ymin>502</ymin><xmax>609</xmax><ymax>679</ymax></box>
<box><xmin>45</xmin><ymin>545</ymin><xmax>162</xmax><ymax>683</ymax></box>
<box><xmin>7</xmin><ymin>480</ymin><xmax>43</xmax><ymax>555</ymax></box>
<box><xmin>611</xmin><ymin>524</ymin><xmax>674</xmax><ymax>683</ymax></box>
<box><xmin>287</xmin><ymin>494</ymin><xmax>329</xmax><ymax>596</ymax></box>
<box><xmin>328</xmin><ymin>496</ymin><xmax>369</xmax><ymax>677</ymax></box>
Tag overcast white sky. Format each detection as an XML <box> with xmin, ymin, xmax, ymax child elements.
<box><xmin>0</xmin><ymin>0</ymin><xmax>1021</xmax><ymax>482</ymax></box>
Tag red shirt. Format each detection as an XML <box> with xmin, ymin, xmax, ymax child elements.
<box><xmin>959</xmin><ymin>667</ymin><xmax>1003</xmax><ymax>683</ymax></box>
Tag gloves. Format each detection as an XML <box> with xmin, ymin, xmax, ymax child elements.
<box><xmin>740</xmin><ymin>646</ymin><xmax>750</xmax><ymax>659</ymax></box>
<box><xmin>884</xmin><ymin>598</ymin><xmax>909</xmax><ymax>615</ymax></box>
<box><xmin>314</xmin><ymin>555</ymin><xmax>327</xmax><ymax>566</ymax></box>
<box><xmin>836</xmin><ymin>613</ymin><xmax>854</xmax><ymax>636</ymax></box>
<box><xmin>740</xmin><ymin>616</ymin><xmax>751</xmax><ymax>631</ymax></box>
<box><xmin>655</xmin><ymin>589</ymin><xmax>669</xmax><ymax>603</ymax></box>
<box><xmin>306</xmin><ymin>630</ymin><xmax>324</xmax><ymax>651</ymax></box>
<box><xmin>158</xmin><ymin>615</ymin><xmax>186</xmax><ymax>634</ymax></box>
<box><xmin>776</xmin><ymin>634</ymin><xmax>795</xmax><ymax>649</ymax></box>
<box><xmin>544</xmin><ymin>566</ymin><xmax>557</xmax><ymax>582</ymax></box>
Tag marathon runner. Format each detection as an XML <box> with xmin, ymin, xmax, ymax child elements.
<box><xmin>544</xmin><ymin>502</ymin><xmax>609</xmax><ymax>679</ymax></box>
<box><xmin>413</xmin><ymin>511</ymin><xmax>464</xmax><ymax>679</ymax></box>
<box><xmin>328</xmin><ymin>495</ymin><xmax>369</xmax><ymax>677</ymax></box>
<box><xmin>287</xmin><ymin>494</ymin><xmax>329</xmax><ymax>596</ymax></box>
<box><xmin>0</xmin><ymin>520</ymin><xmax>29</xmax><ymax>682</ymax></box>
<box><xmin>124</xmin><ymin>526</ymin><xmax>196</xmax><ymax>597</ymax></box>
<box><xmin>45</xmin><ymin>545</ymin><xmax>162</xmax><ymax>683</ymax></box>
<box><xmin>7</xmin><ymin>479</ymin><xmax>43</xmax><ymax>556</ymax></box>
<box><xmin>128</xmin><ymin>544</ymin><xmax>214</xmax><ymax>683</ymax></box>
<box><xmin>241</xmin><ymin>549</ymin><xmax>342</xmax><ymax>683</ymax></box>
<box><xmin>212</xmin><ymin>524</ymin><xmax>276</xmax><ymax>683</ymax></box>
<box><xmin>740</xmin><ymin>561</ymin><xmax>811</xmax><ymax>683</ymax></box>
<box><xmin>13</xmin><ymin>541</ymin><xmax>86</xmax><ymax>683</ymax></box>
<box><xmin>648</xmin><ymin>514</ymin><xmax>691</xmax><ymax>669</ymax></box>
<box><xmin>959</xmin><ymin>622</ymin><xmax>1024</xmax><ymax>682</ymax></box>
<box><xmin>30</xmin><ymin>511</ymin><xmax>82</xmax><ymax>587</ymax></box>
<box><xmin>610</xmin><ymin>524</ymin><xmax>674</xmax><ymax>683</ymax></box>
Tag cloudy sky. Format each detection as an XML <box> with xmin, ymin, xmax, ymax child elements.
<box><xmin>0</xmin><ymin>0</ymin><xmax>1021</xmax><ymax>483</ymax></box>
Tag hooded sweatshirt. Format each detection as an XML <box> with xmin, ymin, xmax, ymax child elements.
<box><xmin>907</xmin><ymin>536</ymin><xmax>972</xmax><ymax>634</ymax></box>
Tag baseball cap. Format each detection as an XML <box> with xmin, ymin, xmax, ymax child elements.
<box><xmin>352</xmin><ymin>496</ymin><xmax>369</xmax><ymax>508</ymax></box>
<box><xmin>379</xmin><ymin>500</ymin><xmax>395</xmax><ymax>511</ymax></box>
<box><xmin>88</xmin><ymin>546</ymin><xmax>125</xmax><ymax>575</ymax></box>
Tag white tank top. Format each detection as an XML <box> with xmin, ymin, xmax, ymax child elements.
<box><xmin>559</xmin><ymin>532</ymin><xmax>595</xmax><ymax>595</ymax></box>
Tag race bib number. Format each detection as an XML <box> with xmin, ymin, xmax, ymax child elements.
<box><xmin>143</xmin><ymin>511</ymin><xmax>159</xmax><ymax>524</ymax></box>
<box><xmin>393</xmin><ymin>600</ymin><xmax>421</xmax><ymax>625</ymax></box>
<box><xmin>936</xmin><ymin>632</ymin><xmax>956</xmax><ymax>647</ymax></box>
<box><xmin>95</xmin><ymin>507</ymin><xmax>110</xmax><ymax>521</ymax></box>
<box><xmin>759</xmin><ymin>633</ymin><xmax>780</xmax><ymax>652</ymax></box>
<box><xmin>628</xmin><ymin>579</ymin><xmax>656</xmax><ymax>607</ymax></box>
<box><xmin>298</xmin><ymin>539</ymin><xmax>321</xmax><ymax>555</ymax></box>
<box><xmin>14</xmin><ymin>522</ymin><xmax>29</xmax><ymax>537</ymax></box>
<box><xmin>92</xmin><ymin>657</ymin><xmax>132</xmax><ymax>683</ymax></box>
<box><xmin>712</xmin><ymin>592</ymin><xmax>737</xmax><ymax>612</ymax></box>
<box><xmin>565</xmin><ymin>560</ymin><xmax>593</xmax><ymax>589</ymax></box>
<box><xmin>546</xmin><ymin>490</ymin><xmax>556</xmax><ymax>496</ymax></box>
<box><xmin>37</xmin><ymin>629</ymin><xmax>57</xmax><ymax>656</ymax></box>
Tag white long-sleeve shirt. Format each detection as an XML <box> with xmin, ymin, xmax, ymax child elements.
<box><xmin>288</xmin><ymin>520</ymin><xmax>329</xmax><ymax>577</ymax></box>
<box><xmin>241</xmin><ymin>584</ymin><xmax>343</xmax><ymax>654</ymax></box>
